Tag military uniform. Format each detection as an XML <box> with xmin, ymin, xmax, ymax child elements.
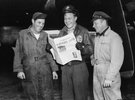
<box><xmin>58</xmin><ymin>24</ymin><xmax>93</xmax><ymax>100</ymax></box>
<box><xmin>13</xmin><ymin>27</ymin><xmax>58</xmax><ymax>100</ymax></box>
<box><xmin>92</xmin><ymin>11</ymin><xmax>124</xmax><ymax>100</ymax></box>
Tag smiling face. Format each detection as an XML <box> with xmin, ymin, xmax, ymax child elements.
<box><xmin>64</xmin><ymin>13</ymin><xmax>77</xmax><ymax>29</ymax></box>
<box><xmin>93</xmin><ymin>19</ymin><xmax>105</xmax><ymax>33</ymax></box>
<box><xmin>32</xmin><ymin>19</ymin><xmax>45</xmax><ymax>33</ymax></box>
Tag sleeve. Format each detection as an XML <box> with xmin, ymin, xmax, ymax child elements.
<box><xmin>106</xmin><ymin>36</ymin><xmax>124</xmax><ymax>81</ymax></box>
<box><xmin>81</xmin><ymin>31</ymin><xmax>94</xmax><ymax>56</ymax></box>
<box><xmin>46</xmin><ymin>52</ymin><xmax>59</xmax><ymax>72</ymax></box>
<box><xmin>13</xmin><ymin>32</ymin><xmax>24</xmax><ymax>72</ymax></box>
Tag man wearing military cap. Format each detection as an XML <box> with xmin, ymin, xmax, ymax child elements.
<box><xmin>62</xmin><ymin>5</ymin><xmax>79</xmax><ymax>17</ymax></box>
<box><xmin>92</xmin><ymin>11</ymin><xmax>111</xmax><ymax>21</ymax></box>
<box><xmin>55</xmin><ymin>5</ymin><xmax>93</xmax><ymax>100</ymax></box>
<box><xmin>91</xmin><ymin>11</ymin><xmax>124</xmax><ymax>100</ymax></box>
<box><xmin>13</xmin><ymin>12</ymin><xmax>58</xmax><ymax>100</ymax></box>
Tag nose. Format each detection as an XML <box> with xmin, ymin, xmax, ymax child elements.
<box><xmin>93</xmin><ymin>24</ymin><xmax>95</xmax><ymax>28</ymax></box>
<box><xmin>40</xmin><ymin>23</ymin><xmax>44</xmax><ymax>27</ymax></box>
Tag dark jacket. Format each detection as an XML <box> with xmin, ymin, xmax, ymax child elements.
<box><xmin>58</xmin><ymin>24</ymin><xmax>94</xmax><ymax>64</ymax></box>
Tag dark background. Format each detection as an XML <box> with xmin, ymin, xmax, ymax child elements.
<box><xmin>0</xmin><ymin>0</ymin><xmax>134</xmax><ymax>74</ymax></box>
<box><xmin>0</xmin><ymin>0</ymin><xmax>135</xmax><ymax>99</ymax></box>
<box><xmin>0</xmin><ymin>0</ymin><xmax>134</xmax><ymax>29</ymax></box>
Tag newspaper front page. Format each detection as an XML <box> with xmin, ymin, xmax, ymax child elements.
<box><xmin>48</xmin><ymin>32</ymin><xmax>82</xmax><ymax>65</ymax></box>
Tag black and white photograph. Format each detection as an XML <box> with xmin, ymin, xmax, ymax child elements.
<box><xmin>0</xmin><ymin>0</ymin><xmax>135</xmax><ymax>100</ymax></box>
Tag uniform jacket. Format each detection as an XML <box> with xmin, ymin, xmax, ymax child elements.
<box><xmin>94</xmin><ymin>27</ymin><xmax>124</xmax><ymax>81</ymax></box>
<box><xmin>13</xmin><ymin>27</ymin><xmax>58</xmax><ymax>75</ymax></box>
<box><xmin>58</xmin><ymin>24</ymin><xmax>94</xmax><ymax>62</ymax></box>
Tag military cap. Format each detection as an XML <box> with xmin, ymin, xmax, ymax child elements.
<box><xmin>92</xmin><ymin>11</ymin><xmax>111</xmax><ymax>21</ymax></box>
<box><xmin>32</xmin><ymin>12</ymin><xmax>47</xmax><ymax>20</ymax></box>
<box><xmin>62</xmin><ymin>5</ymin><xmax>79</xmax><ymax>17</ymax></box>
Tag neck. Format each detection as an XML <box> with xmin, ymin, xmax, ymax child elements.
<box><xmin>31</xmin><ymin>27</ymin><xmax>40</xmax><ymax>34</ymax></box>
<box><xmin>100</xmin><ymin>26</ymin><xmax>109</xmax><ymax>33</ymax></box>
<box><xmin>68</xmin><ymin>23</ymin><xmax>76</xmax><ymax>32</ymax></box>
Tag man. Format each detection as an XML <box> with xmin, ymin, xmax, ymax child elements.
<box><xmin>57</xmin><ymin>5</ymin><xmax>93</xmax><ymax>100</ymax></box>
<box><xmin>91</xmin><ymin>11</ymin><xmax>124</xmax><ymax>100</ymax></box>
<box><xmin>13</xmin><ymin>12</ymin><xmax>58</xmax><ymax>100</ymax></box>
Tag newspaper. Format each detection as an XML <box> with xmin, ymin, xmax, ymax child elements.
<box><xmin>48</xmin><ymin>32</ymin><xmax>82</xmax><ymax>65</ymax></box>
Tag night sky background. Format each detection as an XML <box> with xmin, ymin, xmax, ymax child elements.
<box><xmin>0</xmin><ymin>0</ymin><xmax>135</xmax><ymax>77</ymax></box>
<box><xmin>0</xmin><ymin>1</ymin><xmax>135</xmax><ymax>99</ymax></box>
<box><xmin>0</xmin><ymin>0</ymin><xmax>134</xmax><ymax>29</ymax></box>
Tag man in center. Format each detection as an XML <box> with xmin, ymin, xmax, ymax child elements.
<box><xmin>57</xmin><ymin>5</ymin><xmax>94</xmax><ymax>100</ymax></box>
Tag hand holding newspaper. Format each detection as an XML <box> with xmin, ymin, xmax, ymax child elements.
<box><xmin>48</xmin><ymin>32</ymin><xmax>82</xmax><ymax>65</ymax></box>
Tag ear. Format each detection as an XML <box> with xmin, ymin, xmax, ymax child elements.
<box><xmin>75</xmin><ymin>16</ymin><xmax>77</xmax><ymax>21</ymax></box>
<box><xmin>103</xmin><ymin>19</ymin><xmax>107</xmax><ymax>25</ymax></box>
<box><xmin>32</xmin><ymin>19</ymin><xmax>34</xmax><ymax>24</ymax></box>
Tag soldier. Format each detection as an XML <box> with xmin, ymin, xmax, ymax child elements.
<box><xmin>58</xmin><ymin>5</ymin><xmax>93</xmax><ymax>100</ymax></box>
<box><xmin>13</xmin><ymin>12</ymin><xmax>58</xmax><ymax>100</ymax></box>
<box><xmin>91</xmin><ymin>11</ymin><xmax>124</xmax><ymax>100</ymax></box>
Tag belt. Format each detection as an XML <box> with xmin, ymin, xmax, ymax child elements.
<box><xmin>66</xmin><ymin>60</ymin><xmax>83</xmax><ymax>66</ymax></box>
<box><xmin>34</xmin><ymin>55</ymin><xmax>46</xmax><ymax>61</ymax></box>
<box><xmin>95</xmin><ymin>59</ymin><xmax>110</xmax><ymax>65</ymax></box>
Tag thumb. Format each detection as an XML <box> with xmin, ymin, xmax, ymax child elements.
<box><xmin>22</xmin><ymin>73</ymin><xmax>26</xmax><ymax>79</ymax></box>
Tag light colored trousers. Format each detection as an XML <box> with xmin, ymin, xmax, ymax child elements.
<box><xmin>93</xmin><ymin>64</ymin><xmax>122</xmax><ymax>100</ymax></box>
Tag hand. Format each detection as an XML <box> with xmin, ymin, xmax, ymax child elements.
<box><xmin>103</xmin><ymin>80</ymin><xmax>112</xmax><ymax>88</ymax></box>
<box><xmin>75</xmin><ymin>42</ymin><xmax>85</xmax><ymax>50</ymax></box>
<box><xmin>52</xmin><ymin>71</ymin><xmax>58</xmax><ymax>80</ymax></box>
<box><xmin>17</xmin><ymin>72</ymin><xmax>25</xmax><ymax>79</ymax></box>
<box><xmin>91</xmin><ymin>59</ymin><xmax>96</xmax><ymax>66</ymax></box>
<box><xmin>90</xmin><ymin>55</ymin><xmax>95</xmax><ymax>66</ymax></box>
<box><xmin>46</xmin><ymin>43</ymin><xmax>52</xmax><ymax>52</ymax></box>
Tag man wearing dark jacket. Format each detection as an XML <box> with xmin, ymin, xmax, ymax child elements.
<box><xmin>57</xmin><ymin>5</ymin><xmax>93</xmax><ymax>100</ymax></box>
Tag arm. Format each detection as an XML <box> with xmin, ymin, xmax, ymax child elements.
<box><xmin>46</xmin><ymin>52</ymin><xmax>58</xmax><ymax>72</ymax></box>
<box><xmin>82</xmin><ymin>32</ymin><xmax>94</xmax><ymax>56</ymax></box>
<box><xmin>13</xmin><ymin>32</ymin><xmax>24</xmax><ymax>73</ymax></box>
<box><xmin>76</xmin><ymin>31</ymin><xmax>94</xmax><ymax>56</ymax></box>
<box><xmin>13</xmin><ymin>32</ymin><xmax>25</xmax><ymax>79</ymax></box>
<box><xmin>46</xmin><ymin>52</ymin><xmax>59</xmax><ymax>79</ymax></box>
<box><xmin>106</xmin><ymin>36</ymin><xmax>124</xmax><ymax>81</ymax></box>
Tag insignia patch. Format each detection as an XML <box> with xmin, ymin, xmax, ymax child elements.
<box><xmin>76</xmin><ymin>35</ymin><xmax>83</xmax><ymax>42</ymax></box>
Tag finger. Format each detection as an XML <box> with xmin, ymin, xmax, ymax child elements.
<box><xmin>54</xmin><ymin>75</ymin><xmax>58</xmax><ymax>79</ymax></box>
<box><xmin>17</xmin><ymin>74</ymin><xmax>21</xmax><ymax>79</ymax></box>
<box><xmin>103</xmin><ymin>83</ymin><xmax>106</xmax><ymax>88</ymax></box>
<box><xmin>23</xmin><ymin>74</ymin><xmax>26</xmax><ymax>79</ymax></box>
<box><xmin>55</xmin><ymin>75</ymin><xmax>58</xmax><ymax>79</ymax></box>
<box><xmin>105</xmin><ymin>83</ymin><xmax>111</xmax><ymax>88</ymax></box>
<box><xmin>56</xmin><ymin>75</ymin><xmax>58</xmax><ymax>79</ymax></box>
<box><xmin>108</xmin><ymin>84</ymin><xmax>111</xmax><ymax>87</ymax></box>
<box><xmin>18</xmin><ymin>75</ymin><xmax>23</xmax><ymax>79</ymax></box>
<box><xmin>53</xmin><ymin>76</ymin><xmax>55</xmax><ymax>79</ymax></box>
<box><xmin>103</xmin><ymin>83</ymin><xmax>108</xmax><ymax>88</ymax></box>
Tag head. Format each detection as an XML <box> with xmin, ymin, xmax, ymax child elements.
<box><xmin>92</xmin><ymin>11</ymin><xmax>111</xmax><ymax>33</ymax></box>
<box><xmin>62</xmin><ymin>5</ymin><xmax>79</xmax><ymax>29</ymax></box>
<box><xmin>31</xmin><ymin>12</ymin><xmax>47</xmax><ymax>33</ymax></box>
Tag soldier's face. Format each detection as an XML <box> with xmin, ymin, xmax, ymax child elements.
<box><xmin>64</xmin><ymin>13</ymin><xmax>77</xmax><ymax>29</ymax></box>
<box><xmin>93</xmin><ymin>19</ymin><xmax>104</xmax><ymax>33</ymax></box>
<box><xmin>32</xmin><ymin>19</ymin><xmax>45</xmax><ymax>33</ymax></box>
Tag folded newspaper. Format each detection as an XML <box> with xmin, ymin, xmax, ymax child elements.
<box><xmin>48</xmin><ymin>32</ymin><xmax>82</xmax><ymax>65</ymax></box>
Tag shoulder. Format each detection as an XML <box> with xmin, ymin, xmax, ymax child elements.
<box><xmin>59</xmin><ymin>26</ymin><xmax>67</xmax><ymax>37</ymax></box>
<box><xmin>41</xmin><ymin>30</ymin><xmax>48</xmax><ymax>36</ymax></box>
<box><xmin>77</xmin><ymin>25</ymin><xmax>88</xmax><ymax>32</ymax></box>
<box><xmin>75</xmin><ymin>25</ymin><xmax>89</xmax><ymax>37</ymax></box>
<box><xmin>19</xmin><ymin>29</ymin><xmax>29</xmax><ymax>36</ymax></box>
<box><xmin>109</xmin><ymin>30</ymin><xmax>123</xmax><ymax>43</ymax></box>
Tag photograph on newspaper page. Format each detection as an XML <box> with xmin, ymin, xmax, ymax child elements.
<box><xmin>48</xmin><ymin>33</ymin><xmax>82</xmax><ymax>65</ymax></box>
